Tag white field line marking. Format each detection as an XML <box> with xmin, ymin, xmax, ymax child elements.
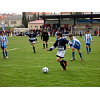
<box><xmin>0</xmin><ymin>48</ymin><xmax>20</xmax><ymax>52</ymax></box>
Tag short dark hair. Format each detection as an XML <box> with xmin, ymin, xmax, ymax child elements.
<box><xmin>30</xmin><ymin>30</ymin><xmax>33</xmax><ymax>31</ymax></box>
<box><xmin>87</xmin><ymin>30</ymin><xmax>89</xmax><ymax>32</ymax></box>
<box><xmin>2</xmin><ymin>31</ymin><xmax>4</xmax><ymax>33</ymax></box>
<box><xmin>57</xmin><ymin>32</ymin><xmax>62</xmax><ymax>37</ymax></box>
<box><xmin>69</xmin><ymin>34</ymin><xmax>73</xmax><ymax>37</ymax></box>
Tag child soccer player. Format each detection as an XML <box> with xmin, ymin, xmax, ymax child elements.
<box><xmin>0</xmin><ymin>31</ymin><xmax>8</xmax><ymax>58</ymax></box>
<box><xmin>68</xmin><ymin>34</ymin><xmax>83</xmax><ymax>61</ymax></box>
<box><xmin>46</xmin><ymin>32</ymin><xmax>72</xmax><ymax>71</ymax></box>
<box><xmin>29</xmin><ymin>30</ymin><xmax>38</xmax><ymax>53</ymax></box>
<box><xmin>41</xmin><ymin>29</ymin><xmax>49</xmax><ymax>49</ymax></box>
<box><xmin>84</xmin><ymin>30</ymin><xmax>93</xmax><ymax>54</ymax></box>
<box><xmin>63</xmin><ymin>29</ymin><xmax>69</xmax><ymax>39</ymax></box>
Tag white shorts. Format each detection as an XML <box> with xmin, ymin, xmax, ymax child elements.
<box><xmin>31</xmin><ymin>41</ymin><xmax>35</xmax><ymax>44</ymax></box>
<box><xmin>56</xmin><ymin>50</ymin><xmax>65</xmax><ymax>58</ymax></box>
<box><xmin>63</xmin><ymin>36</ymin><xmax>68</xmax><ymax>39</ymax></box>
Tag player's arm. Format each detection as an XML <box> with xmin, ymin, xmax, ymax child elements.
<box><xmin>46</xmin><ymin>40</ymin><xmax>58</xmax><ymax>51</ymax></box>
<box><xmin>41</xmin><ymin>33</ymin><xmax>43</xmax><ymax>40</ymax></box>
<box><xmin>84</xmin><ymin>35</ymin><xmax>86</xmax><ymax>42</ymax></box>
<box><xmin>64</xmin><ymin>40</ymin><xmax>72</xmax><ymax>49</ymax></box>
<box><xmin>90</xmin><ymin>35</ymin><xmax>93</xmax><ymax>42</ymax></box>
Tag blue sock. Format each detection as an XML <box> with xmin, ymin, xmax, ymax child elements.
<box><xmin>72</xmin><ymin>52</ymin><xmax>75</xmax><ymax>58</ymax></box>
<box><xmin>5</xmin><ymin>51</ymin><xmax>8</xmax><ymax>57</ymax></box>
<box><xmin>3</xmin><ymin>52</ymin><xmax>5</xmax><ymax>57</ymax></box>
<box><xmin>86</xmin><ymin>47</ymin><xmax>88</xmax><ymax>52</ymax></box>
<box><xmin>89</xmin><ymin>48</ymin><xmax>91</xmax><ymax>52</ymax></box>
<box><xmin>79</xmin><ymin>52</ymin><xmax>82</xmax><ymax>58</ymax></box>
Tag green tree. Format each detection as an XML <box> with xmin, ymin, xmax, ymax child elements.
<box><xmin>22</xmin><ymin>12</ymin><xmax>28</xmax><ymax>28</ymax></box>
<box><xmin>33</xmin><ymin>13</ymin><xmax>38</xmax><ymax>21</ymax></box>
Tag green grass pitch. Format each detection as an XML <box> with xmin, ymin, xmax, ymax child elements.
<box><xmin>0</xmin><ymin>36</ymin><xmax>100</xmax><ymax>87</ymax></box>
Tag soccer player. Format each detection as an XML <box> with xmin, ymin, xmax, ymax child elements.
<box><xmin>29</xmin><ymin>30</ymin><xmax>38</xmax><ymax>53</ymax></box>
<box><xmin>41</xmin><ymin>29</ymin><xmax>49</xmax><ymax>49</ymax></box>
<box><xmin>63</xmin><ymin>29</ymin><xmax>69</xmax><ymax>39</ymax></box>
<box><xmin>0</xmin><ymin>31</ymin><xmax>8</xmax><ymax>58</ymax></box>
<box><xmin>84</xmin><ymin>30</ymin><xmax>93</xmax><ymax>54</ymax></box>
<box><xmin>46</xmin><ymin>32</ymin><xmax>72</xmax><ymax>71</ymax></box>
<box><xmin>55</xmin><ymin>29</ymin><xmax>59</xmax><ymax>40</ymax></box>
<box><xmin>68</xmin><ymin>34</ymin><xmax>83</xmax><ymax>61</ymax></box>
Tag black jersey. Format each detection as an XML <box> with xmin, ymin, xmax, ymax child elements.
<box><xmin>29</xmin><ymin>33</ymin><xmax>37</xmax><ymax>42</ymax></box>
<box><xmin>49</xmin><ymin>38</ymin><xmax>72</xmax><ymax>51</ymax></box>
<box><xmin>41</xmin><ymin>32</ymin><xmax>49</xmax><ymax>39</ymax></box>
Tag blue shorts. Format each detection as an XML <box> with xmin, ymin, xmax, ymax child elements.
<box><xmin>86</xmin><ymin>43</ymin><xmax>91</xmax><ymax>46</ymax></box>
<box><xmin>1</xmin><ymin>45</ymin><xmax>7</xmax><ymax>49</ymax></box>
<box><xmin>73</xmin><ymin>44</ymin><xmax>81</xmax><ymax>50</ymax></box>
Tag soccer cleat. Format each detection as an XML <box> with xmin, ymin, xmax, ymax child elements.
<box><xmin>43</xmin><ymin>48</ymin><xmax>45</xmax><ymax>49</ymax></box>
<box><xmin>61</xmin><ymin>68</ymin><xmax>66</xmax><ymax>71</ymax></box>
<box><xmin>5</xmin><ymin>56</ymin><xmax>8</xmax><ymax>59</ymax></box>
<box><xmin>3</xmin><ymin>56</ymin><xmax>5</xmax><ymax>58</ymax></box>
<box><xmin>33</xmin><ymin>51</ymin><xmax>36</xmax><ymax>53</ymax></box>
<box><xmin>80</xmin><ymin>58</ymin><xmax>83</xmax><ymax>61</ymax></box>
<box><xmin>71</xmin><ymin>58</ymin><xmax>75</xmax><ymax>61</ymax></box>
<box><xmin>89</xmin><ymin>52</ymin><xmax>91</xmax><ymax>53</ymax></box>
<box><xmin>65</xmin><ymin>61</ymin><xmax>68</xmax><ymax>67</ymax></box>
<box><xmin>85</xmin><ymin>52</ymin><xmax>89</xmax><ymax>54</ymax></box>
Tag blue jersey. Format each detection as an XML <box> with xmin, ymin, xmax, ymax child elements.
<box><xmin>29</xmin><ymin>33</ymin><xmax>37</xmax><ymax>42</ymax></box>
<box><xmin>84</xmin><ymin>34</ymin><xmax>93</xmax><ymax>44</ymax></box>
<box><xmin>49</xmin><ymin>38</ymin><xmax>72</xmax><ymax>51</ymax></box>
<box><xmin>0</xmin><ymin>35</ymin><xmax>8</xmax><ymax>48</ymax></box>
<box><xmin>71</xmin><ymin>37</ymin><xmax>81</xmax><ymax>50</ymax></box>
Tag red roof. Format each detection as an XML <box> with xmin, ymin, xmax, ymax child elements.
<box><xmin>29</xmin><ymin>20</ymin><xmax>44</xmax><ymax>23</ymax></box>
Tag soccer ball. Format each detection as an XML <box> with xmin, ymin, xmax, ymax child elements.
<box><xmin>42</xmin><ymin>67</ymin><xmax>49</xmax><ymax>73</ymax></box>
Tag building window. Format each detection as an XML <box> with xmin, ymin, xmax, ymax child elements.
<box><xmin>5</xmin><ymin>21</ymin><xmax>8</xmax><ymax>24</ymax></box>
<box><xmin>11</xmin><ymin>21</ymin><xmax>16</xmax><ymax>24</ymax></box>
<box><xmin>35</xmin><ymin>26</ymin><xmax>38</xmax><ymax>28</ymax></box>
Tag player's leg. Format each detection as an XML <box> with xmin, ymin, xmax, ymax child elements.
<box><xmin>86</xmin><ymin>43</ymin><xmax>89</xmax><ymax>54</ymax></box>
<box><xmin>32</xmin><ymin>43</ymin><xmax>36</xmax><ymax>53</ymax></box>
<box><xmin>56</xmin><ymin>51</ymin><xmax>68</xmax><ymax>71</ymax></box>
<box><xmin>46</xmin><ymin>40</ymin><xmax>48</xmax><ymax>49</ymax></box>
<box><xmin>4</xmin><ymin>47</ymin><xmax>8</xmax><ymax>58</ymax></box>
<box><xmin>78</xmin><ymin>50</ymin><xmax>83</xmax><ymax>61</ymax></box>
<box><xmin>71</xmin><ymin>47</ymin><xmax>75</xmax><ymax>61</ymax></box>
<box><xmin>77</xmin><ymin>44</ymin><xmax>83</xmax><ymax>60</ymax></box>
<box><xmin>2</xmin><ymin>48</ymin><xmax>5</xmax><ymax>58</ymax></box>
<box><xmin>43</xmin><ymin>39</ymin><xmax>45</xmax><ymax>49</ymax></box>
<box><xmin>89</xmin><ymin>45</ymin><xmax>91</xmax><ymax>53</ymax></box>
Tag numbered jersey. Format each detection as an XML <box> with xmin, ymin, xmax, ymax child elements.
<box><xmin>0</xmin><ymin>35</ymin><xmax>8</xmax><ymax>47</ymax></box>
<box><xmin>29</xmin><ymin>33</ymin><xmax>37</xmax><ymax>42</ymax></box>
<box><xmin>84</xmin><ymin>34</ymin><xmax>93</xmax><ymax>43</ymax></box>
<box><xmin>71</xmin><ymin>36</ymin><xmax>81</xmax><ymax>46</ymax></box>
<box><xmin>49</xmin><ymin>38</ymin><xmax>72</xmax><ymax>51</ymax></box>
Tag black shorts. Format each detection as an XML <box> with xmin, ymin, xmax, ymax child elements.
<box><xmin>43</xmin><ymin>38</ymin><xmax>48</xmax><ymax>42</ymax></box>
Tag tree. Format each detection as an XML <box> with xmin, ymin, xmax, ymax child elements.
<box><xmin>22</xmin><ymin>12</ymin><xmax>28</xmax><ymax>28</ymax></box>
<box><xmin>33</xmin><ymin>13</ymin><xmax>38</xmax><ymax>21</ymax></box>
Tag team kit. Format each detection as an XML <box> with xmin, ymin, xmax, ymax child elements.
<box><xmin>0</xmin><ymin>29</ymin><xmax>93</xmax><ymax>71</ymax></box>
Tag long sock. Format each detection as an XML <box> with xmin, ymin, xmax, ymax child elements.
<box><xmin>62</xmin><ymin>60</ymin><xmax>66</xmax><ymax>63</ymax></box>
<box><xmin>89</xmin><ymin>48</ymin><xmax>91</xmax><ymax>52</ymax></box>
<box><xmin>79</xmin><ymin>52</ymin><xmax>82</xmax><ymax>58</ymax></box>
<box><xmin>46</xmin><ymin>44</ymin><xmax>48</xmax><ymax>48</ymax></box>
<box><xmin>72</xmin><ymin>52</ymin><xmax>75</xmax><ymax>58</ymax></box>
<box><xmin>5</xmin><ymin>51</ymin><xmax>8</xmax><ymax>57</ymax></box>
<box><xmin>3</xmin><ymin>52</ymin><xmax>5</xmax><ymax>57</ymax></box>
<box><xmin>60</xmin><ymin>62</ymin><xmax>66</xmax><ymax>69</ymax></box>
<box><xmin>33</xmin><ymin>47</ymin><xmax>35</xmax><ymax>52</ymax></box>
<box><xmin>86</xmin><ymin>47</ymin><xmax>88</xmax><ymax>52</ymax></box>
<box><xmin>43</xmin><ymin>44</ymin><xmax>45</xmax><ymax>48</ymax></box>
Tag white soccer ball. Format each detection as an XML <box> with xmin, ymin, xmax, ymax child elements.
<box><xmin>42</xmin><ymin>67</ymin><xmax>49</xmax><ymax>73</ymax></box>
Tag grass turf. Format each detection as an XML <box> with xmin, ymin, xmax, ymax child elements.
<box><xmin>0</xmin><ymin>36</ymin><xmax>100</xmax><ymax>87</ymax></box>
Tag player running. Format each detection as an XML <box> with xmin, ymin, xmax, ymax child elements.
<box><xmin>68</xmin><ymin>34</ymin><xmax>83</xmax><ymax>61</ymax></box>
<box><xmin>63</xmin><ymin>29</ymin><xmax>69</xmax><ymax>39</ymax></box>
<box><xmin>84</xmin><ymin>30</ymin><xmax>93</xmax><ymax>54</ymax></box>
<box><xmin>29</xmin><ymin>30</ymin><xmax>38</xmax><ymax>53</ymax></box>
<box><xmin>41</xmin><ymin>29</ymin><xmax>49</xmax><ymax>49</ymax></box>
<box><xmin>0</xmin><ymin>31</ymin><xmax>8</xmax><ymax>58</ymax></box>
<box><xmin>46</xmin><ymin>32</ymin><xmax>72</xmax><ymax>71</ymax></box>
